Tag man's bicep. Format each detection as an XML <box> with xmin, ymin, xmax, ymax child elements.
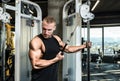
<box><xmin>29</xmin><ymin>48</ymin><xmax>42</xmax><ymax>60</ymax></box>
<box><xmin>29</xmin><ymin>48</ymin><xmax>43</xmax><ymax>68</ymax></box>
<box><xmin>29</xmin><ymin>39</ymin><xmax>42</xmax><ymax>58</ymax></box>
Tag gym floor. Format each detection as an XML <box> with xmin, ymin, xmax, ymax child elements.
<box><xmin>82</xmin><ymin>62</ymin><xmax>120</xmax><ymax>81</ymax></box>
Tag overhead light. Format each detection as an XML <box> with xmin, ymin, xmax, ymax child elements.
<box><xmin>91</xmin><ymin>0</ymin><xmax>100</xmax><ymax>11</ymax></box>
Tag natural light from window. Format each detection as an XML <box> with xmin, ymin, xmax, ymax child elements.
<box><xmin>82</xmin><ymin>26</ymin><xmax>120</xmax><ymax>55</ymax></box>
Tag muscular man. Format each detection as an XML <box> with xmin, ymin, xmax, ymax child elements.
<box><xmin>29</xmin><ymin>16</ymin><xmax>91</xmax><ymax>81</ymax></box>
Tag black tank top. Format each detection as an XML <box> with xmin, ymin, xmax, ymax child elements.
<box><xmin>31</xmin><ymin>34</ymin><xmax>60</xmax><ymax>81</ymax></box>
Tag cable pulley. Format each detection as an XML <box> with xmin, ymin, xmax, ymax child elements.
<box><xmin>80</xmin><ymin>1</ymin><xmax>94</xmax><ymax>23</ymax></box>
<box><xmin>0</xmin><ymin>7</ymin><xmax>11</xmax><ymax>23</ymax></box>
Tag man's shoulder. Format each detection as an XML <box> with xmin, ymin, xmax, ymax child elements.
<box><xmin>53</xmin><ymin>35</ymin><xmax>63</xmax><ymax>43</ymax></box>
<box><xmin>53</xmin><ymin>35</ymin><xmax>61</xmax><ymax>40</ymax></box>
<box><xmin>29</xmin><ymin>36</ymin><xmax>43</xmax><ymax>49</ymax></box>
<box><xmin>30</xmin><ymin>35</ymin><xmax>42</xmax><ymax>44</ymax></box>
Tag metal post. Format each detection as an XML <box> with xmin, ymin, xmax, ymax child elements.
<box><xmin>87</xmin><ymin>21</ymin><xmax>90</xmax><ymax>81</ymax></box>
<box><xmin>62</xmin><ymin>0</ymin><xmax>82</xmax><ymax>81</ymax></box>
<box><xmin>15</xmin><ymin>0</ymin><xmax>42</xmax><ymax>81</ymax></box>
<box><xmin>1</xmin><ymin>3</ymin><xmax>6</xmax><ymax>81</ymax></box>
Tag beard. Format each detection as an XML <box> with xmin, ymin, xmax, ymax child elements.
<box><xmin>42</xmin><ymin>34</ymin><xmax>52</xmax><ymax>39</ymax></box>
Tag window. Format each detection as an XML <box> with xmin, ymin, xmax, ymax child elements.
<box><xmin>82</xmin><ymin>26</ymin><xmax>120</xmax><ymax>55</ymax></box>
<box><xmin>82</xmin><ymin>28</ymin><xmax>102</xmax><ymax>54</ymax></box>
<box><xmin>104</xmin><ymin>27</ymin><xmax>120</xmax><ymax>55</ymax></box>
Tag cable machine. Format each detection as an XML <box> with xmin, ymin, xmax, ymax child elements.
<box><xmin>0</xmin><ymin>0</ymin><xmax>13</xmax><ymax>81</ymax></box>
<box><xmin>62</xmin><ymin>0</ymin><xmax>94</xmax><ymax>81</ymax></box>
<box><xmin>62</xmin><ymin>0</ymin><xmax>82</xmax><ymax>81</ymax></box>
<box><xmin>0</xmin><ymin>0</ymin><xmax>42</xmax><ymax>81</ymax></box>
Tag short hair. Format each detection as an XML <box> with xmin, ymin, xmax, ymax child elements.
<box><xmin>43</xmin><ymin>16</ymin><xmax>56</xmax><ymax>25</ymax></box>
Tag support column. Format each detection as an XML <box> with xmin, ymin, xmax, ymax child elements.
<box><xmin>48</xmin><ymin>0</ymin><xmax>67</xmax><ymax>37</ymax></box>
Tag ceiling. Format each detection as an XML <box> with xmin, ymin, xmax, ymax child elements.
<box><xmin>92</xmin><ymin>0</ymin><xmax>120</xmax><ymax>13</ymax></box>
<box><xmin>89</xmin><ymin>0</ymin><xmax>120</xmax><ymax>25</ymax></box>
<box><xmin>0</xmin><ymin>0</ymin><xmax>120</xmax><ymax>25</ymax></box>
<box><xmin>31</xmin><ymin>0</ymin><xmax>120</xmax><ymax>25</ymax></box>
